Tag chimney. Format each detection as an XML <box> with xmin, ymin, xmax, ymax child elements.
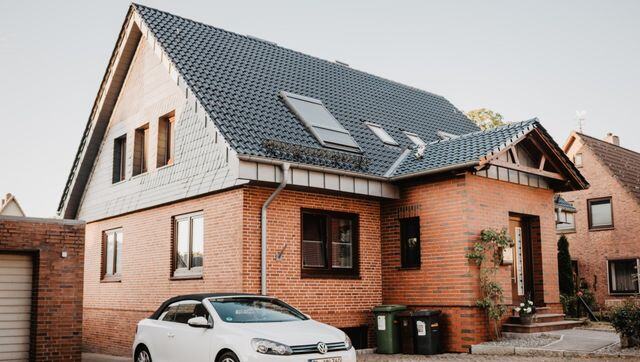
<box><xmin>604</xmin><ymin>132</ymin><xmax>620</xmax><ymax>146</ymax></box>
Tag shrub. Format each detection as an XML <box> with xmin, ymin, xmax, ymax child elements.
<box><xmin>610</xmin><ymin>299</ymin><xmax>640</xmax><ymax>348</ymax></box>
<box><xmin>557</xmin><ymin>235</ymin><xmax>574</xmax><ymax>296</ymax></box>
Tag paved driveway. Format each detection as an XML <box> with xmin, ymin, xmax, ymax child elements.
<box><xmin>357</xmin><ymin>353</ymin><xmax>624</xmax><ymax>361</ymax></box>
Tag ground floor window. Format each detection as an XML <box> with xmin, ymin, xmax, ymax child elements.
<box><xmin>608</xmin><ymin>259</ymin><xmax>639</xmax><ymax>294</ymax></box>
<box><xmin>301</xmin><ymin>209</ymin><xmax>358</xmax><ymax>277</ymax></box>
<box><xmin>400</xmin><ymin>217</ymin><xmax>421</xmax><ymax>269</ymax></box>
<box><xmin>102</xmin><ymin>228</ymin><xmax>123</xmax><ymax>280</ymax></box>
<box><xmin>173</xmin><ymin>212</ymin><xmax>204</xmax><ymax>277</ymax></box>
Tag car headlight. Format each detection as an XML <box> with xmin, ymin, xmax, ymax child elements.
<box><xmin>344</xmin><ymin>334</ymin><xmax>353</xmax><ymax>350</ymax></box>
<box><xmin>251</xmin><ymin>338</ymin><xmax>293</xmax><ymax>355</ymax></box>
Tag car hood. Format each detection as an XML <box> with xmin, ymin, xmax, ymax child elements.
<box><xmin>227</xmin><ymin>319</ymin><xmax>345</xmax><ymax>346</ymax></box>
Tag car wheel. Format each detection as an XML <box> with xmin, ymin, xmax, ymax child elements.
<box><xmin>135</xmin><ymin>345</ymin><xmax>152</xmax><ymax>362</ymax></box>
<box><xmin>217</xmin><ymin>351</ymin><xmax>239</xmax><ymax>362</ymax></box>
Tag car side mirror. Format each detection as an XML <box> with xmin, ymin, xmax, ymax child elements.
<box><xmin>303</xmin><ymin>313</ymin><xmax>312</xmax><ymax>319</ymax></box>
<box><xmin>187</xmin><ymin>316</ymin><xmax>212</xmax><ymax>329</ymax></box>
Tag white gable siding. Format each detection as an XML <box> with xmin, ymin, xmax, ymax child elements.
<box><xmin>77</xmin><ymin>37</ymin><xmax>244</xmax><ymax>222</ymax></box>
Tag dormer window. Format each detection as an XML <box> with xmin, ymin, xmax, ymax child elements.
<box><xmin>365</xmin><ymin>122</ymin><xmax>398</xmax><ymax>146</ymax></box>
<box><xmin>404</xmin><ymin>131</ymin><xmax>425</xmax><ymax>147</ymax></box>
<box><xmin>280</xmin><ymin>91</ymin><xmax>360</xmax><ymax>153</ymax></box>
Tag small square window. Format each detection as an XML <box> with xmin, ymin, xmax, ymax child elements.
<box><xmin>574</xmin><ymin>153</ymin><xmax>583</xmax><ymax>168</ymax></box>
<box><xmin>365</xmin><ymin>122</ymin><xmax>398</xmax><ymax>146</ymax></box>
<box><xmin>102</xmin><ymin>229</ymin><xmax>123</xmax><ymax>280</ymax></box>
<box><xmin>173</xmin><ymin>212</ymin><xmax>204</xmax><ymax>277</ymax></box>
<box><xmin>112</xmin><ymin>135</ymin><xmax>127</xmax><ymax>183</ymax></box>
<box><xmin>588</xmin><ymin>197</ymin><xmax>613</xmax><ymax>229</ymax></box>
<box><xmin>400</xmin><ymin>217</ymin><xmax>421</xmax><ymax>269</ymax></box>
<box><xmin>608</xmin><ymin>259</ymin><xmax>639</xmax><ymax>294</ymax></box>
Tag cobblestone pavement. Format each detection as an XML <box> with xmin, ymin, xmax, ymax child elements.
<box><xmin>357</xmin><ymin>353</ymin><xmax>626</xmax><ymax>361</ymax></box>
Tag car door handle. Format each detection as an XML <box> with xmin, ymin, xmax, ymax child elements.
<box><xmin>167</xmin><ymin>333</ymin><xmax>175</xmax><ymax>338</ymax></box>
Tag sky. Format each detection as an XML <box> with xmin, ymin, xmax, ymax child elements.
<box><xmin>1</xmin><ymin>0</ymin><xmax>639</xmax><ymax>218</ymax></box>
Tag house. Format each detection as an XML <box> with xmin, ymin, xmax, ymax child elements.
<box><xmin>0</xmin><ymin>193</ymin><xmax>25</xmax><ymax>217</ymax></box>
<box><xmin>559</xmin><ymin>132</ymin><xmax>640</xmax><ymax>308</ymax></box>
<box><xmin>57</xmin><ymin>4</ymin><xmax>587</xmax><ymax>356</ymax></box>
<box><xmin>0</xmin><ymin>216</ymin><xmax>85</xmax><ymax>361</ymax></box>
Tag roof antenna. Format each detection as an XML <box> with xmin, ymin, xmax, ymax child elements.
<box><xmin>575</xmin><ymin>110</ymin><xmax>587</xmax><ymax>133</ymax></box>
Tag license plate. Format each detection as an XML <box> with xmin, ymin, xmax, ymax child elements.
<box><xmin>309</xmin><ymin>358</ymin><xmax>342</xmax><ymax>362</ymax></box>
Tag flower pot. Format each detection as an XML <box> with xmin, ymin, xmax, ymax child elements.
<box><xmin>519</xmin><ymin>315</ymin><xmax>534</xmax><ymax>325</ymax></box>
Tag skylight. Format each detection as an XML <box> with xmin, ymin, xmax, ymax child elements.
<box><xmin>280</xmin><ymin>91</ymin><xmax>360</xmax><ymax>152</ymax></box>
<box><xmin>437</xmin><ymin>131</ymin><xmax>459</xmax><ymax>140</ymax></box>
<box><xmin>404</xmin><ymin>131</ymin><xmax>425</xmax><ymax>147</ymax></box>
<box><xmin>366</xmin><ymin>122</ymin><xmax>398</xmax><ymax>146</ymax></box>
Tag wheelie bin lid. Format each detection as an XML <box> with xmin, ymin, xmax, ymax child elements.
<box><xmin>373</xmin><ymin>305</ymin><xmax>407</xmax><ymax>313</ymax></box>
<box><xmin>413</xmin><ymin>310</ymin><xmax>441</xmax><ymax>317</ymax></box>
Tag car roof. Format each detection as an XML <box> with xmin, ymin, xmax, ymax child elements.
<box><xmin>149</xmin><ymin>293</ymin><xmax>270</xmax><ymax>320</ymax></box>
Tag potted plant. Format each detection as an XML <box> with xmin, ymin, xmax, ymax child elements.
<box><xmin>514</xmin><ymin>299</ymin><xmax>536</xmax><ymax>325</ymax></box>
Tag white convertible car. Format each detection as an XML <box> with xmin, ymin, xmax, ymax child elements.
<box><xmin>133</xmin><ymin>293</ymin><xmax>356</xmax><ymax>362</ymax></box>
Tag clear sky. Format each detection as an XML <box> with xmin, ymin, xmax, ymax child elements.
<box><xmin>1</xmin><ymin>0</ymin><xmax>639</xmax><ymax>218</ymax></box>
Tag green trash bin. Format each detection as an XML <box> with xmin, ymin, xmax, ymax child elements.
<box><xmin>372</xmin><ymin>305</ymin><xmax>406</xmax><ymax>354</ymax></box>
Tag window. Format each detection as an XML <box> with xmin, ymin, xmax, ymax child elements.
<box><xmin>133</xmin><ymin>124</ymin><xmax>149</xmax><ymax>176</ymax></box>
<box><xmin>301</xmin><ymin>210</ymin><xmax>358</xmax><ymax>277</ymax></box>
<box><xmin>157</xmin><ymin>113</ymin><xmax>175</xmax><ymax>167</ymax></box>
<box><xmin>574</xmin><ymin>153</ymin><xmax>583</xmax><ymax>168</ymax></box>
<box><xmin>159</xmin><ymin>301</ymin><xmax>210</xmax><ymax>323</ymax></box>
<box><xmin>608</xmin><ymin>259</ymin><xmax>639</xmax><ymax>294</ymax></box>
<box><xmin>556</xmin><ymin>210</ymin><xmax>576</xmax><ymax>232</ymax></box>
<box><xmin>209</xmin><ymin>297</ymin><xmax>307</xmax><ymax>323</ymax></box>
<box><xmin>436</xmin><ymin>131</ymin><xmax>459</xmax><ymax>140</ymax></box>
<box><xmin>365</xmin><ymin>122</ymin><xmax>398</xmax><ymax>145</ymax></box>
<box><xmin>102</xmin><ymin>229</ymin><xmax>123</xmax><ymax>280</ymax></box>
<box><xmin>281</xmin><ymin>92</ymin><xmax>360</xmax><ymax>152</ymax></box>
<box><xmin>112</xmin><ymin>135</ymin><xmax>127</xmax><ymax>183</ymax></box>
<box><xmin>404</xmin><ymin>131</ymin><xmax>425</xmax><ymax>147</ymax></box>
<box><xmin>400</xmin><ymin>217</ymin><xmax>421</xmax><ymax>268</ymax></box>
<box><xmin>588</xmin><ymin>197</ymin><xmax>613</xmax><ymax>229</ymax></box>
<box><xmin>173</xmin><ymin>212</ymin><xmax>204</xmax><ymax>277</ymax></box>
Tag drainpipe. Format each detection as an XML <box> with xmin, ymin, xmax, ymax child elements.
<box><xmin>261</xmin><ymin>162</ymin><xmax>290</xmax><ymax>296</ymax></box>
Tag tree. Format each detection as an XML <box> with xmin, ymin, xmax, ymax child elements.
<box><xmin>466</xmin><ymin>108</ymin><xmax>506</xmax><ymax>130</ymax></box>
<box><xmin>557</xmin><ymin>235</ymin><xmax>574</xmax><ymax>296</ymax></box>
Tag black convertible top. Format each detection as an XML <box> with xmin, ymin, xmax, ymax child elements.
<box><xmin>149</xmin><ymin>293</ymin><xmax>267</xmax><ymax>320</ymax></box>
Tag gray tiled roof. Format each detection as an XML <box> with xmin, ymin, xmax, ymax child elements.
<box><xmin>393</xmin><ymin>119</ymin><xmax>538</xmax><ymax>177</ymax></box>
<box><xmin>134</xmin><ymin>4</ymin><xmax>481</xmax><ymax>177</ymax></box>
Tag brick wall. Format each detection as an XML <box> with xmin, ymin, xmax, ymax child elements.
<box><xmin>382</xmin><ymin>173</ymin><xmax>559</xmax><ymax>352</ymax></box>
<box><xmin>561</xmin><ymin>139</ymin><xmax>640</xmax><ymax>307</ymax></box>
<box><xmin>0</xmin><ymin>216</ymin><xmax>85</xmax><ymax>361</ymax></box>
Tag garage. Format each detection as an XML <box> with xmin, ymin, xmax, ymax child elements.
<box><xmin>0</xmin><ymin>253</ymin><xmax>32</xmax><ymax>361</ymax></box>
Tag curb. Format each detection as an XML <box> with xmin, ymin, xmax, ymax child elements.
<box><xmin>471</xmin><ymin>345</ymin><xmax>639</xmax><ymax>359</ymax></box>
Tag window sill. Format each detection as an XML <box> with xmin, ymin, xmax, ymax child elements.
<box><xmin>111</xmin><ymin>179</ymin><xmax>127</xmax><ymax>186</ymax></box>
<box><xmin>156</xmin><ymin>162</ymin><xmax>174</xmax><ymax>172</ymax></box>
<box><xmin>397</xmin><ymin>266</ymin><xmax>421</xmax><ymax>271</ymax></box>
<box><xmin>608</xmin><ymin>292</ymin><xmax>639</xmax><ymax>296</ymax></box>
<box><xmin>301</xmin><ymin>271</ymin><xmax>361</xmax><ymax>280</ymax></box>
<box><xmin>101</xmin><ymin>276</ymin><xmax>122</xmax><ymax>283</ymax></box>
<box><xmin>589</xmin><ymin>226</ymin><xmax>614</xmax><ymax>232</ymax></box>
<box><xmin>131</xmin><ymin>171</ymin><xmax>148</xmax><ymax>180</ymax></box>
<box><xmin>171</xmin><ymin>274</ymin><xmax>203</xmax><ymax>281</ymax></box>
<box><xmin>556</xmin><ymin>229</ymin><xmax>576</xmax><ymax>234</ymax></box>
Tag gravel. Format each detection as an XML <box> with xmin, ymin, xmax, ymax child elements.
<box><xmin>596</xmin><ymin>343</ymin><xmax>640</xmax><ymax>357</ymax></box>
<box><xmin>479</xmin><ymin>334</ymin><xmax>560</xmax><ymax>348</ymax></box>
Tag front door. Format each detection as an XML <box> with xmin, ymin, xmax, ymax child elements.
<box><xmin>509</xmin><ymin>216</ymin><xmax>534</xmax><ymax>304</ymax></box>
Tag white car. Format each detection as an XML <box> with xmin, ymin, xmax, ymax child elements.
<box><xmin>133</xmin><ymin>293</ymin><xmax>356</xmax><ymax>362</ymax></box>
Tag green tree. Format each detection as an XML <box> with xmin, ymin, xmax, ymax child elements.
<box><xmin>557</xmin><ymin>235</ymin><xmax>574</xmax><ymax>296</ymax></box>
<box><xmin>466</xmin><ymin>108</ymin><xmax>506</xmax><ymax>130</ymax></box>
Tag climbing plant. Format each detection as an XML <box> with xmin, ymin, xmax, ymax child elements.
<box><xmin>466</xmin><ymin>228</ymin><xmax>513</xmax><ymax>339</ymax></box>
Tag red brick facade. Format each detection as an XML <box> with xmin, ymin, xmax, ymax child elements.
<box><xmin>82</xmin><ymin>174</ymin><xmax>562</xmax><ymax>356</ymax></box>
<box><xmin>0</xmin><ymin>216</ymin><xmax>85</xmax><ymax>361</ymax></box>
<box><xmin>560</xmin><ymin>134</ymin><xmax>640</xmax><ymax>307</ymax></box>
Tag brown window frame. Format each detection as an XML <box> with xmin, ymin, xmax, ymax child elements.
<box><xmin>112</xmin><ymin>134</ymin><xmax>127</xmax><ymax>183</ymax></box>
<box><xmin>101</xmin><ymin>228</ymin><xmax>123</xmax><ymax>282</ymax></box>
<box><xmin>171</xmin><ymin>211</ymin><xmax>204</xmax><ymax>279</ymax></box>
<box><xmin>400</xmin><ymin>217</ymin><xmax>421</xmax><ymax>269</ymax></box>
<box><xmin>157</xmin><ymin>112</ymin><xmax>175</xmax><ymax>168</ymax></box>
<box><xmin>607</xmin><ymin>258</ymin><xmax>640</xmax><ymax>295</ymax></box>
<box><xmin>587</xmin><ymin>197</ymin><xmax>614</xmax><ymax>230</ymax></box>
<box><xmin>133</xmin><ymin>123</ymin><xmax>150</xmax><ymax>176</ymax></box>
<box><xmin>300</xmin><ymin>209</ymin><xmax>359</xmax><ymax>279</ymax></box>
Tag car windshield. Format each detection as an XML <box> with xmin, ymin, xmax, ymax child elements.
<box><xmin>209</xmin><ymin>297</ymin><xmax>307</xmax><ymax>323</ymax></box>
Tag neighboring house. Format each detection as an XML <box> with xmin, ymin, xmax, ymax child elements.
<box><xmin>58</xmin><ymin>4</ymin><xmax>587</xmax><ymax>355</ymax></box>
<box><xmin>0</xmin><ymin>193</ymin><xmax>25</xmax><ymax>216</ymax></box>
<box><xmin>560</xmin><ymin>132</ymin><xmax>640</xmax><ymax>308</ymax></box>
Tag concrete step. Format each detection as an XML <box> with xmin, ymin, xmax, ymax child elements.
<box><xmin>507</xmin><ymin>313</ymin><xmax>566</xmax><ymax>324</ymax></box>
<box><xmin>502</xmin><ymin>319</ymin><xmax>584</xmax><ymax>333</ymax></box>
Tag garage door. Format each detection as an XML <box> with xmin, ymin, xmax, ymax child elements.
<box><xmin>0</xmin><ymin>254</ymin><xmax>32</xmax><ymax>362</ymax></box>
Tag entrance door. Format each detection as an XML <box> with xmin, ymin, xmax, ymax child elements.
<box><xmin>509</xmin><ymin>216</ymin><xmax>534</xmax><ymax>304</ymax></box>
<box><xmin>0</xmin><ymin>254</ymin><xmax>32</xmax><ymax>362</ymax></box>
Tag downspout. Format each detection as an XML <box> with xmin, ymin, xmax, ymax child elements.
<box><xmin>261</xmin><ymin>162</ymin><xmax>290</xmax><ymax>296</ymax></box>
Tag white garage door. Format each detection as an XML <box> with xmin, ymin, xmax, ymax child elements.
<box><xmin>0</xmin><ymin>254</ymin><xmax>32</xmax><ymax>362</ymax></box>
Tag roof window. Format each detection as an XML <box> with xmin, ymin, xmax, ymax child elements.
<box><xmin>365</xmin><ymin>122</ymin><xmax>398</xmax><ymax>146</ymax></box>
<box><xmin>437</xmin><ymin>131</ymin><xmax>459</xmax><ymax>140</ymax></box>
<box><xmin>404</xmin><ymin>131</ymin><xmax>425</xmax><ymax>147</ymax></box>
<box><xmin>280</xmin><ymin>91</ymin><xmax>360</xmax><ymax>153</ymax></box>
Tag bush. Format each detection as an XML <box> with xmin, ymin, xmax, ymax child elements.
<box><xmin>557</xmin><ymin>235</ymin><xmax>574</xmax><ymax>296</ymax></box>
<box><xmin>610</xmin><ymin>299</ymin><xmax>640</xmax><ymax>348</ymax></box>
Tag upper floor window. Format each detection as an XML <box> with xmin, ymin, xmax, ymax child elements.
<box><xmin>588</xmin><ymin>197</ymin><xmax>613</xmax><ymax>230</ymax></box>
<box><xmin>173</xmin><ymin>212</ymin><xmax>204</xmax><ymax>278</ymax></box>
<box><xmin>301</xmin><ymin>210</ymin><xmax>358</xmax><ymax>278</ymax></box>
<box><xmin>608</xmin><ymin>259</ymin><xmax>639</xmax><ymax>294</ymax></box>
<box><xmin>102</xmin><ymin>229</ymin><xmax>123</xmax><ymax>280</ymax></box>
<box><xmin>400</xmin><ymin>217</ymin><xmax>421</xmax><ymax>269</ymax></box>
<box><xmin>573</xmin><ymin>153</ymin><xmax>583</xmax><ymax>168</ymax></box>
<box><xmin>365</xmin><ymin>122</ymin><xmax>398</xmax><ymax>146</ymax></box>
<box><xmin>157</xmin><ymin>113</ymin><xmax>175</xmax><ymax>167</ymax></box>
<box><xmin>133</xmin><ymin>123</ymin><xmax>150</xmax><ymax>176</ymax></box>
<box><xmin>112</xmin><ymin>135</ymin><xmax>127</xmax><ymax>183</ymax></box>
<box><xmin>556</xmin><ymin>210</ymin><xmax>576</xmax><ymax>232</ymax></box>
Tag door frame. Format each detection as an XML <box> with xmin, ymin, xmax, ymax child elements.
<box><xmin>508</xmin><ymin>215</ymin><xmax>535</xmax><ymax>304</ymax></box>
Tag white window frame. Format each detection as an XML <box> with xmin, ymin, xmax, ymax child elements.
<box><xmin>404</xmin><ymin>131</ymin><xmax>425</xmax><ymax>147</ymax></box>
<box><xmin>365</xmin><ymin>122</ymin><xmax>398</xmax><ymax>146</ymax></box>
<box><xmin>607</xmin><ymin>258</ymin><xmax>640</xmax><ymax>295</ymax></box>
<box><xmin>173</xmin><ymin>211</ymin><xmax>204</xmax><ymax>277</ymax></box>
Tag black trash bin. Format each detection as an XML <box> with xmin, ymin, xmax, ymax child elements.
<box><xmin>396</xmin><ymin>311</ymin><xmax>414</xmax><ymax>354</ymax></box>
<box><xmin>413</xmin><ymin>310</ymin><xmax>441</xmax><ymax>355</ymax></box>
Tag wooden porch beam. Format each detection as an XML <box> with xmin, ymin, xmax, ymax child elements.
<box><xmin>489</xmin><ymin>159</ymin><xmax>566</xmax><ymax>181</ymax></box>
